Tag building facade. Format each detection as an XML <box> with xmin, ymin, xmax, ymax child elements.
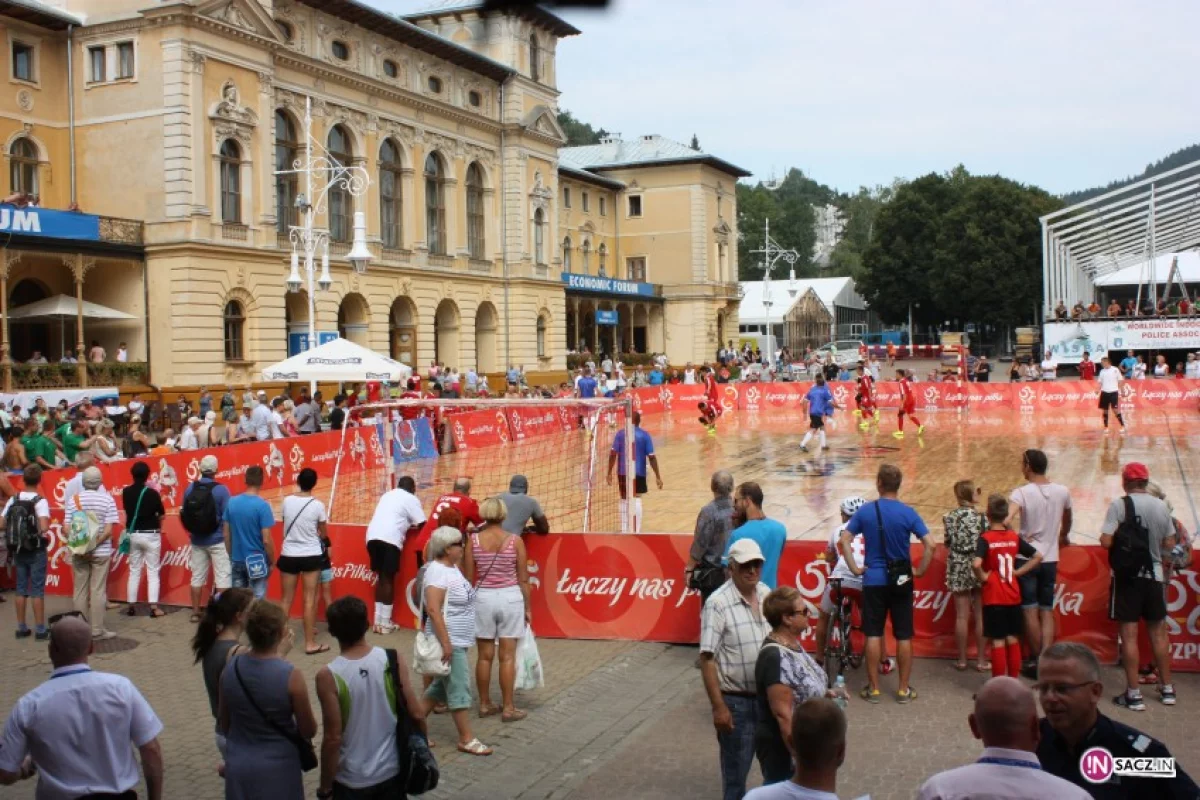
<box><xmin>0</xmin><ymin>0</ymin><xmax>743</xmax><ymax>392</ymax></box>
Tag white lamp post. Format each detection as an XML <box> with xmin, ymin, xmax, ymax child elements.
<box><xmin>277</xmin><ymin>95</ymin><xmax>372</xmax><ymax>396</ymax></box>
<box><xmin>749</xmin><ymin>218</ymin><xmax>800</xmax><ymax>368</ymax></box>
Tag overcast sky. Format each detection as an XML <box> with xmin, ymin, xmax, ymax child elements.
<box><xmin>388</xmin><ymin>1</ymin><xmax>1200</xmax><ymax>195</ymax></box>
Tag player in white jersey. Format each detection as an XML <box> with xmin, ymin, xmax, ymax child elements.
<box><xmin>1096</xmin><ymin>356</ymin><xmax>1126</xmax><ymax>434</ymax></box>
<box><xmin>814</xmin><ymin>496</ymin><xmax>893</xmax><ymax>674</ymax></box>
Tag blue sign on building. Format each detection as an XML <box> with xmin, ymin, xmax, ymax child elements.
<box><xmin>0</xmin><ymin>205</ymin><xmax>100</xmax><ymax>241</ymax></box>
<box><xmin>287</xmin><ymin>331</ymin><xmax>339</xmax><ymax>357</ymax></box>
<box><xmin>562</xmin><ymin>272</ymin><xmax>656</xmax><ymax>298</ymax></box>
<box><xmin>596</xmin><ymin>309</ymin><xmax>619</xmax><ymax>326</ymax></box>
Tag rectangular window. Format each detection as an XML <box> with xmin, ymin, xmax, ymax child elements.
<box><xmin>116</xmin><ymin>42</ymin><xmax>134</xmax><ymax>79</ymax></box>
<box><xmin>89</xmin><ymin>46</ymin><xmax>105</xmax><ymax>82</ymax></box>
<box><xmin>627</xmin><ymin>257</ymin><xmax>646</xmax><ymax>282</ymax></box>
<box><xmin>628</xmin><ymin>195</ymin><xmax>642</xmax><ymax>218</ymax></box>
<box><xmin>582</xmin><ymin>192</ymin><xmax>589</xmax><ymax>212</ymax></box>
<box><xmin>599</xmin><ymin>197</ymin><xmax>606</xmax><ymax>216</ymax></box>
<box><xmin>563</xmin><ymin>187</ymin><xmax>571</xmax><ymax>208</ymax></box>
<box><xmin>12</xmin><ymin>42</ymin><xmax>33</xmax><ymax>82</ymax></box>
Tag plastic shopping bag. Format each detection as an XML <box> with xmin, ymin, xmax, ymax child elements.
<box><xmin>514</xmin><ymin>624</ymin><xmax>545</xmax><ymax>691</ymax></box>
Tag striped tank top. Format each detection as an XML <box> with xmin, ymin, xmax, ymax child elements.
<box><xmin>472</xmin><ymin>532</ymin><xmax>519</xmax><ymax>589</ymax></box>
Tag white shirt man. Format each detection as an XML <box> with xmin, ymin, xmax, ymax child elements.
<box><xmin>179</xmin><ymin>419</ymin><xmax>201</xmax><ymax>451</ymax></box>
<box><xmin>250</xmin><ymin>401</ymin><xmax>273</xmax><ymax>440</ymax></box>
<box><xmin>270</xmin><ymin>404</ymin><xmax>287</xmax><ymax>440</ymax></box>
<box><xmin>683</xmin><ymin>365</ymin><xmax>697</xmax><ymax>384</ymax></box>
<box><xmin>364</xmin><ymin>480</ymin><xmax>426</xmax><ymax>633</ymax></box>
<box><xmin>116</xmin><ymin>346</ymin><xmax>128</xmax><ymax>363</ymax></box>
<box><xmin>1186</xmin><ymin>354</ymin><xmax>1200</xmax><ymax>380</ymax></box>
<box><xmin>1098</xmin><ymin>362</ymin><xmax>1122</xmax><ymax>394</ymax></box>
<box><xmin>1040</xmin><ymin>353</ymin><xmax>1057</xmax><ymax>381</ymax></box>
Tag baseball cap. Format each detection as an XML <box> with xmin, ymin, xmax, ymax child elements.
<box><xmin>1122</xmin><ymin>462</ymin><xmax>1150</xmax><ymax>482</ymax></box>
<box><xmin>728</xmin><ymin>539</ymin><xmax>765</xmax><ymax>565</ymax></box>
<box><xmin>199</xmin><ymin>455</ymin><xmax>219</xmax><ymax>474</ymax></box>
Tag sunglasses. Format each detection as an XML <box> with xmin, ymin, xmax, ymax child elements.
<box><xmin>48</xmin><ymin>610</ymin><xmax>85</xmax><ymax>626</ymax></box>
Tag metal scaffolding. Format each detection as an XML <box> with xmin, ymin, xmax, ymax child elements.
<box><xmin>1040</xmin><ymin>158</ymin><xmax>1200</xmax><ymax>312</ymax></box>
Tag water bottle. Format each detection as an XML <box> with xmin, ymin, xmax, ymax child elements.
<box><xmin>833</xmin><ymin>675</ymin><xmax>848</xmax><ymax>709</ymax></box>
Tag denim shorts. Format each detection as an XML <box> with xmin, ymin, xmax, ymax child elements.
<box><xmin>424</xmin><ymin>647</ymin><xmax>472</xmax><ymax>710</ymax></box>
<box><xmin>231</xmin><ymin>560</ymin><xmax>269</xmax><ymax>600</ymax></box>
<box><xmin>15</xmin><ymin>549</ymin><xmax>48</xmax><ymax>598</ymax></box>
<box><xmin>1019</xmin><ymin>561</ymin><xmax>1058</xmax><ymax>611</ymax></box>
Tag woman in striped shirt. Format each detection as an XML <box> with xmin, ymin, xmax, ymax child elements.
<box><xmin>463</xmin><ymin>497</ymin><xmax>532</xmax><ymax>723</ymax></box>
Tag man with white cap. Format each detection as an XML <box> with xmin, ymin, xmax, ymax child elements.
<box><xmin>180</xmin><ymin>455</ymin><xmax>231</xmax><ymax>622</ymax></box>
<box><xmin>70</xmin><ymin>466</ymin><xmax>120</xmax><ymax>639</ymax></box>
<box><xmin>700</xmin><ymin>538</ymin><xmax>770</xmax><ymax>800</ymax></box>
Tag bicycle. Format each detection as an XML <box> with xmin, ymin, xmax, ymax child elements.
<box><xmin>823</xmin><ymin>578</ymin><xmax>863</xmax><ymax>687</ymax></box>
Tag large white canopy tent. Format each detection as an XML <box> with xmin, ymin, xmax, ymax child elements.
<box><xmin>260</xmin><ymin>337</ymin><xmax>412</xmax><ymax>383</ymax></box>
<box><xmin>1040</xmin><ymin>159</ymin><xmax>1200</xmax><ymax>311</ymax></box>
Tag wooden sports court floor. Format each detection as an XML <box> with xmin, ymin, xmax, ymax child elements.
<box><xmin>267</xmin><ymin>406</ymin><xmax>1199</xmax><ymax>543</ymax></box>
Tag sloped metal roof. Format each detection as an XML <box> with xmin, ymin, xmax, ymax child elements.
<box><xmin>561</xmin><ymin>135</ymin><xmax>751</xmax><ymax>178</ymax></box>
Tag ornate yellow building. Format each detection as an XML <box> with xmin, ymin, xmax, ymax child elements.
<box><xmin>0</xmin><ymin>0</ymin><xmax>743</xmax><ymax>392</ymax></box>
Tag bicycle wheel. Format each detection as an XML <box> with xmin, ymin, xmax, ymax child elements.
<box><xmin>841</xmin><ymin>598</ymin><xmax>863</xmax><ymax>670</ymax></box>
<box><xmin>824</xmin><ymin>613</ymin><xmax>846</xmax><ymax>687</ymax></box>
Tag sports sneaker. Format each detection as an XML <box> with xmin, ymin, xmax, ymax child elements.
<box><xmin>92</xmin><ymin>630</ymin><xmax>117</xmax><ymax>641</ymax></box>
<box><xmin>916</xmin><ymin>425</ymin><xmax>926</xmax><ymax>435</ymax></box>
<box><xmin>1159</xmin><ymin>685</ymin><xmax>1177</xmax><ymax>706</ymax></box>
<box><xmin>799</xmin><ymin>445</ymin><xmax>809</xmax><ymax>452</ymax></box>
<box><xmin>15</xmin><ymin>627</ymin><xmax>31</xmax><ymax>639</ymax></box>
<box><xmin>860</xmin><ymin>686</ymin><xmax>881</xmax><ymax>704</ymax></box>
<box><xmin>1020</xmin><ymin>660</ymin><xmax>1038</xmax><ymax>680</ymax></box>
<box><xmin>892</xmin><ymin>431</ymin><xmax>905</xmax><ymax>439</ymax></box>
<box><xmin>896</xmin><ymin>686</ymin><xmax>918</xmax><ymax>704</ymax></box>
<box><xmin>34</xmin><ymin>629</ymin><xmax>49</xmax><ymax>641</ymax></box>
<box><xmin>1113</xmin><ymin>691</ymin><xmax>1145</xmax><ymax>711</ymax></box>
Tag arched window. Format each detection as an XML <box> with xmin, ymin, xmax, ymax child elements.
<box><xmin>9</xmin><ymin>137</ymin><xmax>37</xmax><ymax>195</ymax></box>
<box><xmin>219</xmin><ymin>140</ymin><xmax>241</xmax><ymax>223</ymax></box>
<box><xmin>562</xmin><ymin>236</ymin><xmax>572</xmax><ymax>271</ymax></box>
<box><xmin>537</xmin><ymin>313</ymin><xmax>547</xmax><ymax>358</ymax></box>
<box><xmin>466</xmin><ymin>162</ymin><xmax>485</xmax><ymax>259</ymax></box>
<box><xmin>598</xmin><ymin>243</ymin><xmax>608</xmax><ymax>276</ymax></box>
<box><xmin>275</xmin><ymin>111</ymin><xmax>299</xmax><ymax>233</ymax></box>
<box><xmin>223</xmin><ymin>300</ymin><xmax>245</xmax><ymax>361</ymax></box>
<box><xmin>581</xmin><ymin>239</ymin><xmax>591</xmax><ymax>274</ymax></box>
<box><xmin>379</xmin><ymin>139</ymin><xmax>402</xmax><ymax>249</ymax></box>
<box><xmin>533</xmin><ymin>208</ymin><xmax>545</xmax><ymax>265</ymax></box>
<box><xmin>529</xmin><ymin>34</ymin><xmax>540</xmax><ymax>82</ymax></box>
<box><xmin>424</xmin><ymin>153</ymin><xmax>445</xmax><ymax>255</ymax></box>
<box><xmin>327</xmin><ymin>125</ymin><xmax>352</xmax><ymax>242</ymax></box>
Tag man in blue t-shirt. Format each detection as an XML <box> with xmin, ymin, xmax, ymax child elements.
<box><xmin>576</xmin><ymin>367</ymin><xmax>599</xmax><ymax>399</ymax></box>
<box><xmin>183</xmin><ymin>455</ymin><xmax>233</xmax><ymax>619</ymax></box>
<box><xmin>800</xmin><ymin>373</ymin><xmax>838</xmax><ymax>452</ymax></box>
<box><xmin>1119</xmin><ymin>349</ymin><xmax>1138</xmax><ymax>379</ymax></box>
<box><xmin>647</xmin><ymin>367</ymin><xmax>665</xmax><ymax>386</ymax></box>
<box><xmin>223</xmin><ymin>465</ymin><xmax>276</xmax><ymax>599</ymax></box>
<box><xmin>839</xmin><ymin>463</ymin><xmax>933</xmax><ymax>704</ymax></box>
<box><xmin>722</xmin><ymin>482</ymin><xmax>787</xmax><ymax>588</ymax></box>
<box><xmin>607</xmin><ymin>411</ymin><xmax>663</xmax><ymax>533</ymax></box>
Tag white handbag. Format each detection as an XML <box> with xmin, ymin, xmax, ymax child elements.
<box><xmin>414</xmin><ymin>580</ymin><xmax>451</xmax><ymax>677</ymax></box>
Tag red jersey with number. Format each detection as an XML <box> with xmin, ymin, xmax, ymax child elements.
<box><xmin>704</xmin><ymin>373</ymin><xmax>719</xmax><ymax>404</ymax></box>
<box><xmin>976</xmin><ymin>528</ymin><xmax>1037</xmax><ymax>606</ymax></box>
<box><xmin>1079</xmin><ymin>360</ymin><xmax>1096</xmax><ymax>380</ymax></box>
<box><xmin>899</xmin><ymin>377</ymin><xmax>916</xmax><ymax>411</ymax></box>
<box><xmin>857</xmin><ymin>374</ymin><xmax>875</xmax><ymax>402</ymax></box>
<box><xmin>412</xmin><ymin>493</ymin><xmax>483</xmax><ymax>554</ymax></box>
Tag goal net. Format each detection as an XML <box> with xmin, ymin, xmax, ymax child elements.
<box><xmin>326</xmin><ymin>397</ymin><xmax>636</xmax><ymax>534</ymax></box>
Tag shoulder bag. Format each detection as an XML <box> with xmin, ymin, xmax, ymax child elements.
<box><xmin>386</xmin><ymin>648</ymin><xmax>440</xmax><ymax>795</ymax></box>
<box><xmin>232</xmin><ymin>657</ymin><xmax>317</xmax><ymax>772</ymax></box>
<box><xmin>413</xmin><ymin>569</ymin><xmax>452</xmax><ymax>677</ymax></box>
<box><xmin>876</xmin><ymin>501</ymin><xmax>913</xmax><ymax>588</ymax></box>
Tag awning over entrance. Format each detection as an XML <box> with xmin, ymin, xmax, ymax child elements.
<box><xmin>7</xmin><ymin>294</ymin><xmax>137</xmax><ymax>321</ymax></box>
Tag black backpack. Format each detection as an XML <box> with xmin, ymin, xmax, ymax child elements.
<box><xmin>4</xmin><ymin>495</ymin><xmax>43</xmax><ymax>554</ymax></box>
<box><xmin>1109</xmin><ymin>496</ymin><xmax>1154</xmax><ymax>581</ymax></box>
<box><xmin>181</xmin><ymin>481</ymin><xmax>219</xmax><ymax>536</ymax></box>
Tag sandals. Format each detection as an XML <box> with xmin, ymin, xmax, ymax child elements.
<box><xmin>501</xmin><ymin>709</ymin><xmax>527</xmax><ymax>723</ymax></box>
<box><xmin>457</xmin><ymin>738</ymin><xmax>493</xmax><ymax>756</ymax></box>
<box><xmin>478</xmin><ymin>705</ymin><xmax>501</xmax><ymax>719</ymax></box>
<box><xmin>432</xmin><ymin>703</ymin><xmax>448</xmax><ymax>715</ymax></box>
<box><xmin>953</xmin><ymin>661</ymin><xmax>968</xmax><ymax>672</ymax></box>
<box><xmin>149</xmin><ymin>607</ymin><xmax>167</xmax><ymax>618</ymax></box>
<box><xmin>304</xmin><ymin>644</ymin><xmax>331</xmax><ymax>656</ymax></box>
<box><xmin>975</xmin><ymin>662</ymin><xmax>992</xmax><ymax>673</ymax></box>
<box><xmin>189</xmin><ymin>612</ymin><xmax>202</xmax><ymax>624</ymax></box>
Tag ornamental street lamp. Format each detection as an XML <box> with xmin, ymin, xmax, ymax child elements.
<box><xmin>277</xmin><ymin>95</ymin><xmax>372</xmax><ymax>395</ymax></box>
<box><xmin>749</xmin><ymin>218</ymin><xmax>800</xmax><ymax>368</ymax></box>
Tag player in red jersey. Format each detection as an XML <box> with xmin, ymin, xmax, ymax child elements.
<box><xmin>893</xmin><ymin>368</ymin><xmax>925</xmax><ymax>439</ymax></box>
<box><xmin>697</xmin><ymin>366</ymin><xmax>723</xmax><ymax>434</ymax></box>
<box><xmin>973</xmin><ymin>494</ymin><xmax>1042</xmax><ymax>678</ymax></box>
<box><xmin>853</xmin><ymin>362</ymin><xmax>879</xmax><ymax>430</ymax></box>
<box><xmin>411</xmin><ymin>477</ymin><xmax>484</xmax><ymax>559</ymax></box>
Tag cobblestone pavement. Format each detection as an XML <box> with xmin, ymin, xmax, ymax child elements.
<box><xmin>2</xmin><ymin>594</ymin><xmax>1198</xmax><ymax>799</ymax></box>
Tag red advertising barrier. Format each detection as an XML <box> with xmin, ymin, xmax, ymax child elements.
<box><xmin>507</xmin><ymin>404</ymin><xmax>574</xmax><ymax>441</ymax></box>
<box><xmin>447</xmin><ymin>408</ymin><xmax>512</xmax><ymax>450</ymax></box>
<box><xmin>629</xmin><ymin>384</ymin><xmax>708</xmax><ymax>417</ymax></box>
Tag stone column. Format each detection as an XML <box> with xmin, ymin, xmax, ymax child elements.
<box><xmin>74</xmin><ymin>254</ymin><xmax>87</xmax><ymax>388</ymax></box>
<box><xmin>0</xmin><ymin>250</ymin><xmax>14</xmax><ymax>391</ymax></box>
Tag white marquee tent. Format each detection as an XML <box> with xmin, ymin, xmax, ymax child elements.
<box><xmin>260</xmin><ymin>337</ymin><xmax>412</xmax><ymax>383</ymax></box>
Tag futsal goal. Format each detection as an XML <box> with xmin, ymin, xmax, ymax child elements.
<box><xmin>328</xmin><ymin>397</ymin><xmax>637</xmax><ymax>533</ymax></box>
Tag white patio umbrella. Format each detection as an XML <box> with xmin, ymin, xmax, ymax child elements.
<box><xmin>260</xmin><ymin>336</ymin><xmax>412</xmax><ymax>383</ymax></box>
<box><xmin>7</xmin><ymin>294</ymin><xmax>137</xmax><ymax>358</ymax></box>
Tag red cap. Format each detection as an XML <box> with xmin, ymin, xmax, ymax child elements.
<box><xmin>1122</xmin><ymin>462</ymin><xmax>1150</xmax><ymax>482</ymax></box>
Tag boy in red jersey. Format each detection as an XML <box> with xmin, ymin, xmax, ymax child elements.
<box><xmin>853</xmin><ymin>362</ymin><xmax>878</xmax><ymax>430</ymax></box>
<box><xmin>973</xmin><ymin>494</ymin><xmax>1042</xmax><ymax>678</ymax></box>
<box><xmin>892</xmin><ymin>368</ymin><xmax>924</xmax><ymax>439</ymax></box>
<box><xmin>697</xmin><ymin>366</ymin><xmax>723</xmax><ymax>434</ymax></box>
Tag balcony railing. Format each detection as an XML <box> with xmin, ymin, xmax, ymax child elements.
<box><xmin>428</xmin><ymin>254</ymin><xmax>454</xmax><ymax>269</ymax></box>
<box><xmin>87</xmin><ymin>362</ymin><xmax>149</xmax><ymax>387</ymax></box>
<box><xmin>98</xmin><ymin>215</ymin><xmax>144</xmax><ymax>246</ymax></box>
<box><xmin>7</xmin><ymin>362</ymin><xmax>147</xmax><ymax>390</ymax></box>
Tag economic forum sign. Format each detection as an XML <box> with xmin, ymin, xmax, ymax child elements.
<box><xmin>562</xmin><ymin>272</ymin><xmax>657</xmax><ymax>298</ymax></box>
<box><xmin>0</xmin><ymin>205</ymin><xmax>101</xmax><ymax>241</ymax></box>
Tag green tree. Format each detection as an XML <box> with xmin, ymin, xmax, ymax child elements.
<box><xmin>690</xmin><ymin>134</ymin><xmax>701</xmax><ymax>151</ymax></box>
<box><xmin>824</xmin><ymin>183</ymin><xmax>898</xmax><ymax>282</ymax></box>
<box><xmin>736</xmin><ymin>169</ymin><xmax>825</xmax><ymax>280</ymax></box>
<box><xmin>557</xmin><ymin>110</ymin><xmax>607</xmax><ymax>146</ymax></box>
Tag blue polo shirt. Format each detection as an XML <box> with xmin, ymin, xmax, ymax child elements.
<box><xmin>224</xmin><ymin>492</ymin><xmax>276</xmax><ymax>563</ymax></box>
<box><xmin>806</xmin><ymin>384</ymin><xmax>835</xmax><ymax>417</ymax></box>
<box><xmin>723</xmin><ymin>518</ymin><xmax>787</xmax><ymax>589</ymax></box>
<box><xmin>647</xmin><ymin>370</ymin><xmax>664</xmax><ymax>385</ymax></box>
<box><xmin>845</xmin><ymin>498</ymin><xmax>929</xmax><ymax>587</ymax></box>
<box><xmin>1119</xmin><ymin>356</ymin><xmax>1137</xmax><ymax>378</ymax></box>
<box><xmin>611</xmin><ymin>426</ymin><xmax>654</xmax><ymax>477</ymax></box>
<box><xmin>577</xmin><ymin>376</ymin><xmax>598</xmax><ymax>398</ymax></box>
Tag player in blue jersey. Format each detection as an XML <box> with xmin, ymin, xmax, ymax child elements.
<box><xmin>800</xmin><ymin>373</ymin><xmax>839</xmax><ymax>452</ymax></box>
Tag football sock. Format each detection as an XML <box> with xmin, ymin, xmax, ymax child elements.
<box><xmin>897</xmin><ymin>413</ymin><xmax>905</xmax><ymax>431</ymax></box>
<box><xmin>379</xmin><ymin>603</ymin><xmax>393</xmax><ymax>625</ymax></box>
<box><xmin>619</xmin><ymin>499</ymin><xmax>629</xmax><ymax>533</ymax></box>
<box><xmin>801</xmin><ymin>431</ymin><xmax>814</xmax><ymax>448</ymax></box>
<box><xmin>992</xmin><ymin>646</ymin><xmax>1007</xmax><ymax>677</ymax></box>
<box><xmin>819</xmin><ymin>430</ymin><xmax>827</xmax><ymax>448</ymax></box>
<box><xmin>634</xmin><ymin>498</ymin><xmax>643</xmax><ymax>533</ymax></box>
<box><xmin>1007</xmin><ymin>642</ymin><xmax>1023</xmax><ymax>678</ymax></box>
